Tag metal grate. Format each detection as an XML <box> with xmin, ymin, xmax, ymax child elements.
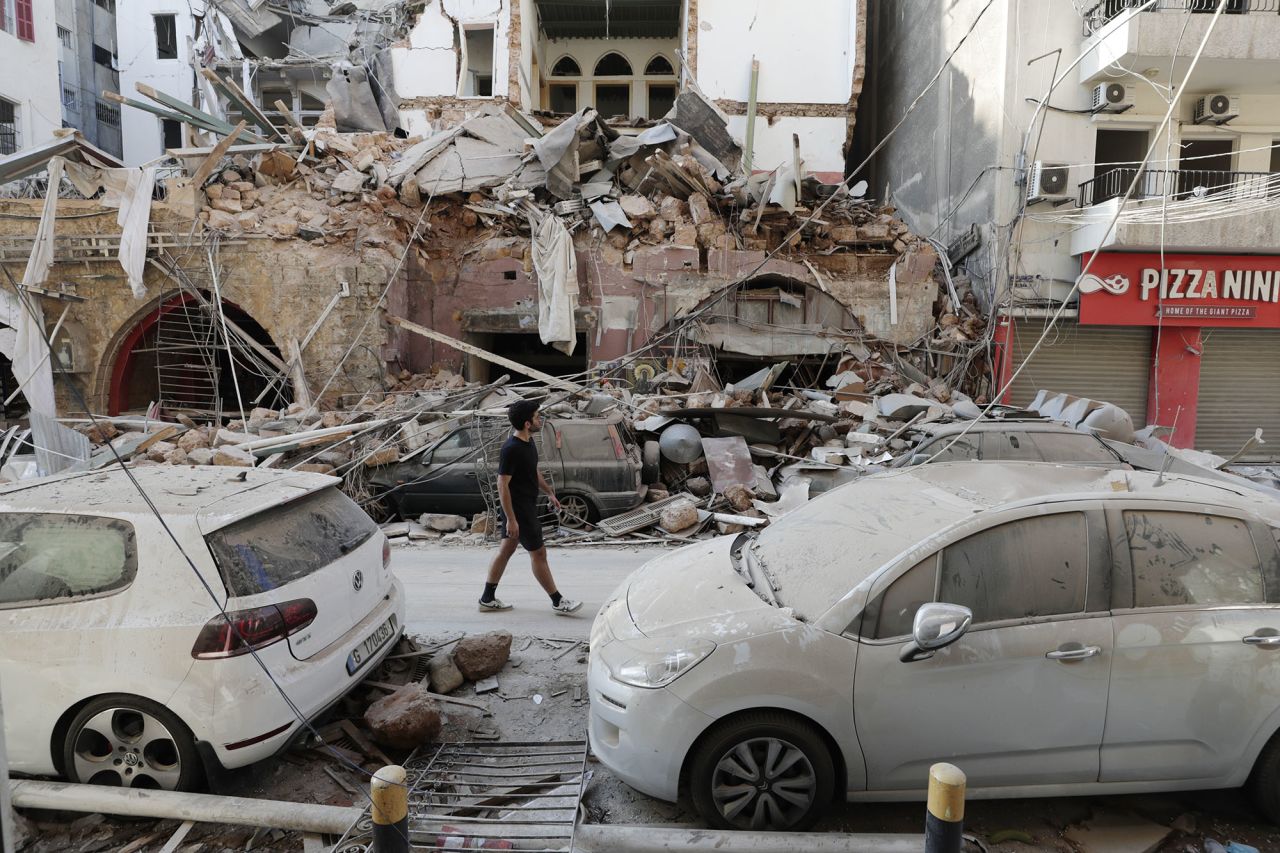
<box><xmin>154</xmin><ymin>299</ymin><xmax>221</xmax><ymax>416</ymax></box>
<box><xmin>594</xmin><ymin>492</ymin><xmax>691</xmax><ymax>536</ymax></box>
<box><xmin>331</xmin><ymin>740</ymin><xmax>589</xmax><ymax>852</ymax></box>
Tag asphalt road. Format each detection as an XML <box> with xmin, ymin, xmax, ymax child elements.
<box><xmin>393</xmin><ymin>541</ymin><xmax>663</xmax><ymax>638</ymax></box>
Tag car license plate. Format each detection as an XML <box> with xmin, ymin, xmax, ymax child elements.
<box><xmin>346</xmin><ymin>613</ymin><xmax>398</xmax><ymax>676</ymax></box>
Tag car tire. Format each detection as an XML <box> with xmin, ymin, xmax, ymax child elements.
<box><xmin>642</xmin><ymin>441</ymin><xmax>662</xmax><ymax>485</ymax></box>
<box><xmin>1251</xmin><ymin>729</ymin><xmax>1280</xmax><ymax>823</ymax></box>
<box><xmin>558</xmin><ymin>493</ymin><xmax>598</xmax><ymax>530</ymax></box>
<box><xmin>63</xmin><ymin>695</ymin><xmax>202</xmax><ymax>792</ymax></box>
<box><xmin>689</xmin><ymin>711</ymin><xmax>835</xmax><ymax>832</ymax></box>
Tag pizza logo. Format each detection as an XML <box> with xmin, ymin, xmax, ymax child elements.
<box><xmin>1077</xmin><ymin>272</ymin><xmax>1129</xmax><ymax>296</ymax></box>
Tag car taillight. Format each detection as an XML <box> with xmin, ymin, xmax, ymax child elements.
<box><xmin>382</xmin><ymin>536</ymin><xmax>391</xmax><ymax>569</ymax></box>
<box><xmin>191</xmin><ymin>598</ymin><xmax>317</xmax><ymax>659</ymax></box>
<box><xmin>607</xmin><ymin>425</ymin><xmax>626</xmax><ymax>460</ymax></box>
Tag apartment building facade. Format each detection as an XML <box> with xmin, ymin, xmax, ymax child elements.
<box><xmin>871</xmin><ymin>0</ymin><xmax>1280</xmax><ymax>458</ymax></box>
<box><xmin>0</xmin><ymin>0</ymin><xmax>60</xmax><ymax>157</ymax></box>
<box><xmin>54</xmin><ymin>0</ymin><xmax>123</xmax><ymax>157</ymax></box>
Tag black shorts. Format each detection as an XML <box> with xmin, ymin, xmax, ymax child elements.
<box><xmin>498</xmin><ymin>502</ymin><xmax>544</xmax><ymax>551</ymax></box>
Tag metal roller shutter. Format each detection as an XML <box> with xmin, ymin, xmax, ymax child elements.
<box><xmin>1007</xmin><ymin>319</ymin><xmax>1151</xmax><ymax>428</ymax></box>
<box><xmin>1195</xmin><ymin>329</ymin><xmax>1280</xmax><ymax>461</ymax></box>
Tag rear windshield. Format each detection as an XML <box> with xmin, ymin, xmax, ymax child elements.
<box><xmin>206</xmin><ymin>487</ymin><xmax>376</xmax><ymax>596</ymax></box>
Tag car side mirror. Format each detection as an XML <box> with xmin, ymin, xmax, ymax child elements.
<box><xmin>899</xmin><ymin>602</ymin><xmax>973</xmax><ymax>663</ymax></box>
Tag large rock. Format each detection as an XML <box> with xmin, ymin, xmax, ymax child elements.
<box><xmin>213</xmin><ymin>446</ymin><xmax>254</xmax><ymax>467</ymax></box>
<box><xmin>146</xmin><ymin>441</ymin><xmax>176</xmax><ymax>463</ymax></box>
<box><xmin>723</xmin><ymin>484</ymin><xmax>755</xmax><ymax>513</ymax></box>
<box><xmin>363</xmin><ymin>684</ymin><xmax>443</xmax><ymax>749</ymax></box>
<box><xmin>420</xmin><ymin>513</ymin><xmax>468</xmax><ymax>533</ymax></box>
<box><xmin>178</xmin><ymin>429</ymin><xmax>210</xmax><ymax>453</ymax></box>
<box><xmin>685</xmin><ymin>476</ymin><xmax>712</xmax><ymax>497</ymax></box>
<box><xmin>660</xmin><ymin>500</ymin><xmax>699</xmax><ymax>533</ymax></box>
<box><xmin>428</xmin><ymin>655</ymin><xmax>465</xmax><ymax>695</ymax></box>
<box><xmin>453</xmin><ymin>631</ymin><xmax>513</xmax><ymax>681</ymax></box>
<box><xmin>186</xmin><ymin>447</ymin><xmax>215</xmax><ymax>465</ymax></box>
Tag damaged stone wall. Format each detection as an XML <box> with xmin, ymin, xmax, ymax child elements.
<box><xmin>0</xmin><ymin>200</ymin><xmax>395</xmax><ymax>416</ymax></box>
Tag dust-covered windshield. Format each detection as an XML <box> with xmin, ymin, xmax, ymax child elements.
<box><xmin>750</xmin><ymin>473</ymin><xmax>976</xmax><ymax>622</ymax></box>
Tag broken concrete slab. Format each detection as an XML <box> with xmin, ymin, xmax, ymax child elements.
<box><xmin>419</xmin><ymin>513</ymin><xmax>468</xmax><ymax>533</ymax></box>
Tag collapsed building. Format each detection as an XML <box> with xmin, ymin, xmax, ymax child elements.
<box><xmin>0</xmin><ymin>0</ymin><xmax>993</xmax><ymax>522</ymax></box>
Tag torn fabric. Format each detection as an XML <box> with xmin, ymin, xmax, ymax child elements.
<box><xmin>117</xmin><ymin>167</ymin><xmax>156</xmax><ymax>299</ymax></box>
<box><xmin>14</xmin><ymin>157</ymin><xmax>62</xmax><ymax>419</ymax></box>
<box><xmin>531</xmin><ymin>213</ymin><xmax>579</xmax><ymax>356</ymax></box>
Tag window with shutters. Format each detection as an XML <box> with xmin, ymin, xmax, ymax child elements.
<box><xmin>14</xmin><ymin>0</ymin><xmax>32</xmax><ymax>41</ymax></box>
<box><xmin>57</xmin><ymin>25</ymin><xmax>72</xmax><ymax>48</ymax></box>
<box><xmin>95</xmin><ymin>100</ymin><xmax>120</xmax><ymax>128</ymax></box>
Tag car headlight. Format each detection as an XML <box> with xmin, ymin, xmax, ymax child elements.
<box><xmin>612</xmin><ymin>638</ymin><xmax>716</xmax><ymax>688</ymax></box>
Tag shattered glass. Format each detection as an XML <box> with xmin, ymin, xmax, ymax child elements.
<box><xmin>206</xmin><ymin>486</ymin><xmax>376</xmax><ymax>596</ymax></box>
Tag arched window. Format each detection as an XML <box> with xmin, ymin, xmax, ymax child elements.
<box><xmin>593</xmin><ymin>52</ymin><xmax>632</xmax><ymax>76</ymax></box>
<box><xmin>644</xmin><ymin>55</ymin><xmax>674</xmax><ymax>76</ymax></box>
<box><xmin>551</xmin><ymin>56</ymin><xmax>581</xmax><ymax>76</ymax></box>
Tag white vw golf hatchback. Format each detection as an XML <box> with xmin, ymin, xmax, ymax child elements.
<box><xmin>0</xmin><ymin>466</ymin><xmax>404</xmax><ymax>790</ymax></box>
<box><xmin>589</xmin><ymin>462</ymin><xmax>1280</xmax><ymax>830</ymax></box>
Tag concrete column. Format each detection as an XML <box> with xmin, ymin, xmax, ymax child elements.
<box><xmin>1148</xmin><ymin>326</ymin><xmax>1202</xmax><ymax>447</ymax></box>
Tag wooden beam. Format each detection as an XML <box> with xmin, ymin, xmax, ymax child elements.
<box><xmin>273</xmin><ymin>99</ymin><xmax>308</xmax><ymax>146</ymax></box>
<box><xmin>744</xmin><ymin>58</ymin><xmax>760</xmax><ymax>174</ymax></box>
<box><xmin>166</xmin><ymin>142</ymin><xmax>295</xmax><ymax>158</ymax></box>
<box><xmin>134</xmin><ymin>82</ymin><xmax>264</xmax><ymax>141</ymax></box>
<box><xmin>387</xmin><ymin>315</ymin><xmax>584</xmax><ymax>394</ymax></box>
<box><xmin>200</xmin><ymin>68</ymin><xmax>286</xmax><ymax>141</ymax></box>
<box><xmin>287</xmin><ymin>338</ymin><xmax>313</xmax><ymax>408</ymax></box>
<box><xmin>104</xmin><ymin>90</ymin><xmax>245</xmax><ymax>140</ymax></box>
<box><xmin>189</xmin><ymin>121</ymin><xmax>247</xmax><ymax>187</ymax></box>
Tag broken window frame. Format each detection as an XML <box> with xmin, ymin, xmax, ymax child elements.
<box><xmin>594</xmin><ymin>82</ymin><xmax>632</xmax><ymax>120</ymax></box>
<box><xmin>644</xmin><ymin>54</ymin><xmax>675</xmax><ymax>76</ymax></box>
<box><xmin>550</xmin><ymin>55</ymin><xmax>581</xmax><ymax>77</ymax></box>
<box><xmin>548</xmin><ymin>82</ymin><xmax>577</xmax><ymax>114</ymax></box>
<box><xmin>1123</xmin><ymin>510</ymin><xmax>1266</xmax><ymax>608</ymax></box>
<box><xmin>154</xmin><ymin>12</ymin><xmax>178</xmax><ymax>60</ymax></box>
<box><xmin>593</xmin><ymin>52</ymin><xmax>633</xmax><ymax>77</ymax></box>
<box><xmin>457</xmin><ymin>22</ymin><xmax>497</xmax><ymax>99</ymax></box>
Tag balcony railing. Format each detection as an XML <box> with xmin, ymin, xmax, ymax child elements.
<box><xmin>1084</xmin><ymin>0</ymin><xmax>1279</xmax><ymax>34</ymax></box>
<box><xmin>1078</xmin><ymin>168</ymin><xmax>1280</xmax><ymax>206</ymax></box>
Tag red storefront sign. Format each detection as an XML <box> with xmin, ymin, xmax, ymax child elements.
<box><xmin>1077</xmin><ymin>253</ymin><xmax>1280</xmax><ymax>328</ymax></box>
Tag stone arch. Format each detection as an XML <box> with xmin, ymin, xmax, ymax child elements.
<box><xmin>99</xmin><ymin>290</ymin><xmax>291</xmax><ymax>418</ymax></box>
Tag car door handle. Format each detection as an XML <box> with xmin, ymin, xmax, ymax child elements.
<box><xmin>1243</xmin><ymin>634</ymin><xmax>1280</xmax><ymax>648</ymax></box>
<box><xmin>463</xmin><ymin>471</ymin><xmax>477</xmax><ymax>479</ymax></box>
<box><xmin>1046</xmin><ymin>645</ymin><xmax>1102</xmax><ymax>661</ymax></box>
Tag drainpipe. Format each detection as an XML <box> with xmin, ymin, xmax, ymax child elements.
<box><xmin>743</xmin><ymin>57</ymin><xmax>759</xmax><ymax>174</ymax></box>
<box><xmin>9</xmin><ymin>780</ymin><xmax>360</xmax><ymax>835</ymax></box>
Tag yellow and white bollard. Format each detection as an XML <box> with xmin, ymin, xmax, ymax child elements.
<box><xmin>370</xmin><ymin>765</ymin><xmax>409</xmax><ymax>853</ymax></box>
<box><xmin>924</xmin><ymin>763</ymin><xmax>966</xmax><ymax>853</ymax></box>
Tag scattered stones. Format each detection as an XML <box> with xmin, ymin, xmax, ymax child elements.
<box><xmin>659</xmin><ymin>500</ymin><xmax>699</xmax><ymax>533</ymax></box>
<box><xmin>212</xmin><ymin>446</ymin><xmax>254</xmax><ymax>467</ymax></box>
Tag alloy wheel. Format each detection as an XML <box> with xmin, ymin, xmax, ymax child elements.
<box><xmin>71</xmin><ymin>707</ymin><xmax>184</xmax><ymax>789</ymax></box>
<box><xmin>710</xmin><ymin>737</ymin><xmax>818</xmax><ymax>830</ymax></box>
<box><xmin>559</xmin><ymin>494</ymin><xmax>592</xmax><ymax>529</ymax></box>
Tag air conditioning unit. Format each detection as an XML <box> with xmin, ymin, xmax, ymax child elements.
<box><xmin>1026</xmin><ymin>161</ymin><xmax>1073</xmax><ymax>206</ymax></box>
<box><xmin>1092</xmin><ymin>82</ymin><xmax>1134</xmax><ymax>113</ymax></box>
<box><xmin>1193</xmin><ymin>94</ymin><xmax>1239</xmax><ymax>125</ymax></box>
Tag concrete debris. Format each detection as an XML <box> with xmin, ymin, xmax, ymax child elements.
<box><xmin>427</xmin><ymin>655</ymin><xmax>465</xmax><ymax>695</ymax></box>
<box><xmin>453</xmin><ymin>631</ymin><xmax>514</xmax><ymax>681</ymax></box>
<box><xmin>362</xmin><ymin>683</ymin><xmax>444</xmax><ymax>749</ymax></box>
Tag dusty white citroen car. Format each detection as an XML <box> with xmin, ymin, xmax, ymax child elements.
<box><xmin>0</xmin><ymin>467</ymin><xmax>403</xmax><ymax>790</ymax></box>
<box><xmin>589</xmin><ymin>462</ymin><xmax>1280</xmax><ymax>830</ymax></box>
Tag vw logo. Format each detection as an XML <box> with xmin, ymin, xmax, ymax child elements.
<box><xmin>124</xmin><ymin>753</ymin><xmax>141</xmax><ymax>767</ymax></box>
<box><xmin>352</xmin><ymin>570</ymin><xmax>364</xmax><ymax>592</ymax></box>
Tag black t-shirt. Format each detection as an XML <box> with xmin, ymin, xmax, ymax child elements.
<box><xmin>497</xmin><ymin>434</ymin><xmax>540</xmax><ymax>507</ymax></box>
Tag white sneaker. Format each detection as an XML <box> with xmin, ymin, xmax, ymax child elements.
<box><xmin>552</xmin><ymin>598</ymin><xmax>583</xmax><ymax>615</ymax></box>
<box><xmin>478</xmin><ymin>597</ymin><xmax>512</xmax><ymax>612</ymax></box>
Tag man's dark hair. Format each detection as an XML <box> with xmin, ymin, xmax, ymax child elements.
<box><xmin>508</xmin><ymin>399</ymin><xmax>540</xmax><ymax>431</ymax></box>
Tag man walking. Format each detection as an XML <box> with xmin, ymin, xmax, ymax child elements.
<box><xmin>479</xmin><ymin>399</ymin><xmax>582</xmax><ymax>615</ymax></box>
